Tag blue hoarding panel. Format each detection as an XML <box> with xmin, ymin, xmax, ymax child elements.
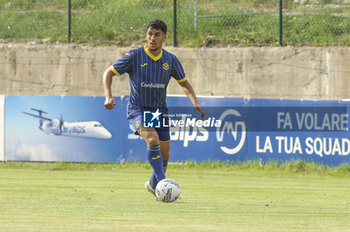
<box><xmin>153</xmin><ymin>97</ymin><xmax>349</xmax><ymax>165</ymax></box>
<box><xmin>166</xmin><ymin>97</ymin><xmax>248</xmax><ymax>162</ymax></box>
<box><xmin>245</xmin><ymin>98</ymin><xmax>350</xmax><ymax>166</ymax></box>
<box><xmin>4</xmin><ymin>95</ymin><xmax>350</xmax><ymax>166</ymax></box>
<box><xmin>5</xmin><ymin>95</ymin><xmax>125</xmax><ymax>162</ymax></box>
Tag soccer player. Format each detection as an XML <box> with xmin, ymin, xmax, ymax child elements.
<box><xmin>102</xmin><ymin>19</ymin><xmax>205</xmax><ymax>198</ymax></box>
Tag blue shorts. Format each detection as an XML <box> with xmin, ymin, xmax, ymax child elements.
<box><xmin>128</xmin><ymin>111</ymin><xmax>170</xmax><ymax>142</ymax></box>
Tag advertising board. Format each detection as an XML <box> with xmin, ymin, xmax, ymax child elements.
<box><xmin>4</xmin><ymin>95</ymin><xmax>349</xmax><ymax>166</ymax></box>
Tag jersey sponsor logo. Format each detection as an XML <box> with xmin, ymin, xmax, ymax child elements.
<box><xmin>124</xmin><ymin>52</ymin><xmax>130</xmax><ymax>56</ymax></box>
<box><xmin>162</xmin><ymin>63</ymin><xmax>169</xmax><ymax>70</ymax></box>
<box><xmin>141</xmin><ymin>82</ymin><xmax>166</xmax><ymax>89</ymax></box>
<box><xmin>140</xmin><ymin>63</ymin><xmax>148</xmax><ymax>67</ymax></box>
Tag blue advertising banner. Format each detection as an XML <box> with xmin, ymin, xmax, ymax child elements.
<box><xmin>165</xmin><ymin>97</ymin><xmax>350</xmax><ymax>166</ymax></box>
<box><xmin>5</xmin><ymin>95</ymin><xmax>125</xmax><ymax>162</ymax></box>
<box><xmin>0</xmin><ymin>95</ymin><xmax>4</xmax><ymax>161</ymax></box>
<box><xmin>245</xmin><ymin>99</ymin><xmax>350</xmax><ymax>166</ymax></box>
<box><xmin>4</xmin><ymin>95</ymin><xmax>350</xmax><ymax>166</ymax></box>
<box><xmin>165</xmin><ymin>97</ymin><xmax>248</xmax><ymax>163</ymax></box>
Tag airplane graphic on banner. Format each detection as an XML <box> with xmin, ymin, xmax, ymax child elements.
<box><xmin>22</xmin><ymin>108</ymin><xmax>112</xmax><ymax>139</ymax></box>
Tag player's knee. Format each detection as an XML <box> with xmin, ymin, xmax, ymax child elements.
<box><xmin>146</xmin><ymin>136</ymin><xmax>160</xmax><ymax>145</ymax></box>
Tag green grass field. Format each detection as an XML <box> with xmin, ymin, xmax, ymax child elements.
<box><xmin>0</xmin><ymin>162</ymin><xmax>350</xmax><ymax>232</ymax></box>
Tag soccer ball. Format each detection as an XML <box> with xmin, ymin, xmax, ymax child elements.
<box><xmin>155</xmin><ymin>179</ymin><xmax>180</xmax><ymax>203</ymax></box>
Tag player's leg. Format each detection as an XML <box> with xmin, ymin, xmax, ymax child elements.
<box><xmin>149</xmin><ymin>117</ymin><xmax>171</xmax><ymax>188</ymax></box>
<box><xmin>149</xmin><ymin>140</ymin><xmax>170</xmax><ymax>189</ymax></box>
<box><xmin>128</xmin><ymin>113</ymin><xmax>165</xmax><ymax>190</ymax></box>
<box><xmin>158</xmin><ymin>116</ymin><xmax>171</xmax><ymax>172</ymax></box>
<box><xmin>139</xmin><ymin>128</ymin><xmax>165</xmax><ymax>187</ymax></box>
<box><xmin>160</xmin><ymin>140</ymin><xmax>170</xmax><ymax>171</ymax></box>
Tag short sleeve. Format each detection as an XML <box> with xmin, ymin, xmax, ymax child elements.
<box><xmin>171</xmin><ymin>56</ymin><xmax>187</xmax><ymax>83</ymax></box>
<box><xmin>110</xmin><ymin>51</ymin><xmax>133</xmax><ymax>76</ymax></box>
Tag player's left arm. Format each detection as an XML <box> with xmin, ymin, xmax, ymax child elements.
<box><xmin>178</xmin><ymin>80</ymin><xmax>205</xmax><ymax>120</ymax></box>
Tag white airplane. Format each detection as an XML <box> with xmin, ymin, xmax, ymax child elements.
<box><xmin>21</xmin><ymin>108</ymin><xmax>112</xmax><ymax>139</ymax></box>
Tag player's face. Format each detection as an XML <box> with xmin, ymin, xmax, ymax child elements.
<box><xmin>147</xmin><ymin>27</ymin><xmax>166</xmax><ymax>54</ymax></box>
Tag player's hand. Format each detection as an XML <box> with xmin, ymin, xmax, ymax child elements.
<box><xmin>194</xmin><ymin>103</ymin><xmax>205</xmax><ymax>120</ymax></box>
<box><xmin>104</xmin><ymin>96</ymin><xmax>116</xmax><ymax>110</ymax></box>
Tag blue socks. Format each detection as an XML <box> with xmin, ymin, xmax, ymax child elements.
<box><xmin>150</xmin><ymin>160</ymin><xmax>168</xmax><ymax>189</ymax></box>
<box><xmin>147</xmin><ymin>144</ymin><xmax>165</xmax><ymax>188</ymax></box>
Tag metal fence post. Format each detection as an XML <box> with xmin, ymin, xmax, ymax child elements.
<box><xmin>279</xmin><ymin>0</ymin><xmax>283</xmax><ymax>46</ymax></box>
<box><xmin>194</xmin><ymin>0</ymin><xmax>198</xmax><ymax>31</ymax></box>
<box><xmin>173</xmin><ymin>0</ymin><xmax>177</xmax><ymax>47</ymax></box>
<box><xmin>68</xmin><ymin>0</ymin><xmax>71</xmax><ymax>43</ymax></box>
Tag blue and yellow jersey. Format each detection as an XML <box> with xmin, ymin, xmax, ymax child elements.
<box><xmin>110</xmin><ymin>45</ymin><xmax>186</xmax><ymax>115</ymax></box>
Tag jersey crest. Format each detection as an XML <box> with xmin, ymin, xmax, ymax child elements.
<box><xmin>162</xmin><ymin>63</ymin><xmax>169</xmax><ymax>70</ymax></box>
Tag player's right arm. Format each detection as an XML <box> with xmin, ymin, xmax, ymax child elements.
<box><xmin>102</xmin><ymin>50</ymin><xmax>134</xmax><ymax>110</ymax></box>
<box><xmin>102</xmin><ymin>68</ymin><xmax>116</xmax><ymax>110</ymax></box>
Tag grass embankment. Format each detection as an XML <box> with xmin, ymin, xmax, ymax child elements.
<box><xmin>1</xmin><ymin>0</ymin><xmax>350</xmax><ymax>46</ymax></box>
<box><xmin>1</xmin><ymin>160</ymin><xmax>350</xmax><ymax>177</ymax></box>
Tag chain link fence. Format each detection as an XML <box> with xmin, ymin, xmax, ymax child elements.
<box><xmin>184</xmin><ymin>0</ymin><xmax>350</xmax><ymax>46</ymax></box>
<box><xmin>178</xmin><ymin>0</ymin><xmax>280</xmax><ymax>47</ymax></box>
<box><xmin>1</xmin><ymin>0</ymin><xmax>350</xmax><ymax>47</ymax></box>
<box><xmin>70</xmin><ymin>0</ymin><xmax>174</xmax><ymax>45</ymax></box>
<box><xmin>282</xmin><ymin>1</ymin><xmax>350</xmax><ymax>46</ymax></box>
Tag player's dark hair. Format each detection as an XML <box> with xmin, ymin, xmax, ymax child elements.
<box><xmin>147</xmin><ymin>19</ymin><xmax>167</xmax><ymax>34</ymax></box>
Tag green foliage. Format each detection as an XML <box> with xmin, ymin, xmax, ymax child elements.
<box><xmin>0</xmin><ymin>0</ymin><xmax>350</xmax><ymax>46</ymax></box>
